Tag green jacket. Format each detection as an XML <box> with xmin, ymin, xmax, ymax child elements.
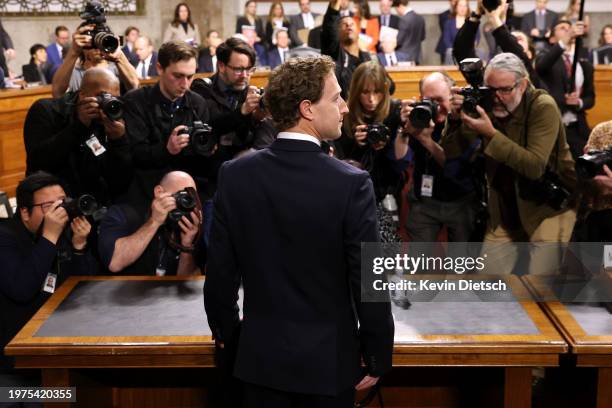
<box><xmin>442</xmin><ymin>87</ymin><xmax>576</xmax><ymax>236</ymax></box>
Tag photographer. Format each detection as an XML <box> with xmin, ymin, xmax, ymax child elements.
<box><xmin>98</xmin><ymin>171</ymin><xmax>203</xmax><ymax>275</ymax></box>
<box><xmin>1</xmin><ymin>172</ymin><xmax>96</xmax><ymax>371</ymax></box>
<box><xmin>536</xmin><ymin>19</ymin><xmax>594</xmax><ymax>160</ymax></box>
<box><xmin>337</xmin><ymin>61</ymin><xmax>409</xmax><ymax>202</ymax></box>
<box><xmin>398</xmin><ymin>72</ymin><xmax>482</xmax><ymax>242</ymax></box>
<box><xmin>123</xmin><ymin>40</ymin><xmax>256</xmax><ymax>205</ymax></box>
<box><xmin>51</xmin><ymin>7</ymin><xmax>139</xmax><ymax>97</ymax></box>
<box><xmin>443</xmin><ymin>53</ymin><xmax>576</xmax><ymax>275</ymax></box>
<box><xmin>190</xmin><ymin>38</ymin><xmax>263</xmax><ymax>167</ymax></box>
<box><xmin>24</xmin><ymin>68</ymin><xmax>133</xmax><ymax>206</ymax></box>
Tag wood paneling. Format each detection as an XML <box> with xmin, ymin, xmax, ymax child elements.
<box><xmin>1</xmin><ymin>66</ymin><xmax>610</xmax><ymax>197</ymax></box>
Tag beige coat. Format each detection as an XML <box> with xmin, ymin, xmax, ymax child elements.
<box><xmin>163</xmin><ymin>23</ymin><xmax>201</xmax><ymax>46</ymax></box>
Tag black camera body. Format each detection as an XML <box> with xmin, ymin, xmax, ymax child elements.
<box><xmin>458</xmin><ymin>58</ymin><xmax>494</xmax><ymax>116</ymax></box>
<box><xmin>61</xmin><ymin>195</ymin><xmax>98</xmax><ymax>219</ymax></box>
<box><xmin>576</xmin><ymin>148</ymin><xmax>612</xmax><ymax>179</ymax></box>
<box><xmin>80</xmin><ymin>1</ymin><xmax>119</xmax><ymax>53</ymax></box>
<box><xmin>366</xmin><ymin>124</ymin><xmax>390</xmax><ymax>145</ymax></box>
<box><xmin>409</xmin><ymin>99</ymin><xmax>439</xmax><ymax>129</ymax></box>
<box><xmin>257</xmin><ymin>87</ymin><xmax>265</xmax><ymax>110</ymax></box>
<box><xmin>183</xmin><ymin>121</ymin><xmax>215</xmax><ymax>157</ymax></box>
<box><xmin>96</xmin><ymin>93</ymin><xmax>123</xmax><ymax>121</ymax></box>
<box><xmin>518</xmin><ymin>171</ymin><xmax>571</xmax><ymax>211</ymax></box>
<box><xmin>166</xmin><ymin>188</ymin><xmax>198</xmax><ymax>227</ymax></box>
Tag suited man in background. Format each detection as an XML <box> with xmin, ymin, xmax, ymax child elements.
<box><xmin>377</xmin><ymin>36</ymin><xmax>408</xmax><ymax>66</ymax></box>
<box><xmin>204</xmin><ymin>55</ymin><xmax>394</xmax><ymax>407</ymax></box>
<box><xmin>267</xmin><ymin>28</ymin><xmax>291</xmax><ymax>69</ymax></box>
<box><xmin>197</xmin><ymin>30</ymin><xmax>223</xmax><ymax>73</ymax></box>
<box><xmin>378</xmin><ymin>0</ymin><xmax>400</xmax><ymax>30</ymax></box>
<box><xmin>46</xmin><ymin>26</ymin><xmax>70</xmax><ymax>77</ymax></box>
<box><xmin>521</xmin><ymin>0</ymin><xmax>559</xmax><ymax>53</ymax></box>
<box><xmin>122</xmin><ymin>26</ymin><xmax>141</xmax><ymax>66</ymax></box>
<box><xmin>290</xmin><ymin>0</ymin><xmax>320</xmax><ymax>47</ymax></box>
<box><xmin>133</xmin><ymin>36</ymin><xmax>158</xmax><ymax>79</ymax></box>
<box><xmin>536</xmin><ymin>20</ymin><xmax>594</xmax><ymax>159</ymax></box>
<box><xmin>394</xmin><ymin>0</ymin><xmax>426</xmax><ymax>64</ymax></box>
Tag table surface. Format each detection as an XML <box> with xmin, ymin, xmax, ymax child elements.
<box><xmin>6</xmin><ymin>275</ymin><xmax>567</xmax><ymax>368</ymax></box>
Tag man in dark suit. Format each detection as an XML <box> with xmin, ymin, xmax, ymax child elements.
<box><xmin>378</xmin><ymin>0</ymin><xmax>400</xmax><ymax>30</ymax></box>
<box><xmin>267</xmin><ymin>28</ymin><xmax>291</xmax><ymax>69</ymax></box>
<box><xmin>394</xmin><ymin>0</ymin><xmax>426</xmax><ymax>64</ymax></box>
<box><xmin>133</xmin><ymin>36</ymin><xmax>158</xmax><ymax>79</ymax></box>
<box><xmin>204</xmin><ymin>55</ymin><xmax>394</xmax><ymax>407</ymax></box>
<box><xmin>536</xmin><ymin>20</ymin><xmax>594</xmax><ymax>159</ymax></box>
<box><xmin>377</xmin><ymin>36</ymin><xmax>409</xmax><ymax>66</ymax></box>
<box><xmin>521</xmin><ymin>0</ymin><xmax>558</xmax><ymax>52</ymax></box>
<box><xmin>290</xmin><ymin>0</ymin><xmax>320</xmax><ymax>47</ymax></box>
<box><xmin>46</xmin><ymin>26</ymin><xmax>70</xmax><ymax>78</ymax></box>
<box><xmin>0</xmin><ymin>19</ymin><xmax>14</xmax><ymax>77</ymax></box>
<box><xmin>122</xmin><ymin>26</ymin><xmax>140</xmax><ymax>66</ymax></box>
<box><xmin>197</xmin><ymin>30</ymin><xmax>222</xmax><ymax>73</ymax></box>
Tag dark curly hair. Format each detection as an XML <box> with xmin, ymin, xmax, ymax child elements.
<box><xmin>263</xmin><ymin>55</ymin><xmax>336</xmax><ymax>131</ymax></box>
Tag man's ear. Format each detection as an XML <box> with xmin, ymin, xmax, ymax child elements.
<box><xmin>298</xmin><ymin>99</ymin><xmax>314</xmax><ymax>121</ymax></box>
<box><xmin>156</xmin><ymin>62</ymin><xmax>163</xmax><ymax>76</ymax></box>
<box><xmin>19</xmin><ymin>207</ymin><xmax>30</xmax><ymax>222</ymax></box>
<box><xmin>153</xmin><ymin>185</ymin><xmax>164</xmax><ymax>198</ymax></box>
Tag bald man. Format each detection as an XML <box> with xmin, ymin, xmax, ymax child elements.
<box><xmin>98</xmin><ymin>171</ymin><xmax>204</xmax><ymax>275</ymax></box>
<box><xmin>24</xmin><ymin>67</ymin><xmax>133</xmax><ymax>206</ymax></box>
<box><xmin>133</xmin><ymin>36</ymin><xmax>158</xmax><ymax>79</ymax></box>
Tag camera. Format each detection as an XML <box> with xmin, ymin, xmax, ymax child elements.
<box><xmin>166</xmin><ymin>187</ymin><xmax>198</xmax><ymax>227</ymax></box>
<box><xmin>80</xmin><ymin>1</ymin><xmax>119</xmax><ymax>53</ymax></box>
<box><xmin>183</xmin><ymin>121</ymin><xmax>215</xmax><ymax>157</ymax></box>
<box><xmin>96</xmin><ymin>93</ymin><xmax>123</xmax><ymax>121</ymax></box>
<box><xmin>576</xmin><ymin>148</ymin><xmax>612</xmax><ymax>179</ymax></box>
<box><xmin>409</xmin><ymin>99</ymin><xmax>439</xmax><ymax>129</ymax></box>
<box><xmin>458</xmin><ymin>58</ymin><xmax>494</xmax><ymax>116</ymax></box>
<box><xmin>257</xmin><ymin>87</ymin><xmax>265</xmax><ymax>110</ymax></box>
<box><xmin>366</xmin><ymin>124</ymin><xmax>390</xmax><ymax>145</ymax></box>
<box><xmin>518</xmin><ymin>170</ymin><xmax>571</xmax><ymax>211</ymax></box>
<box><xmin>61</xmin><ymin>195</ymin><xmax>98</xmax><ymax>219</ymax></box>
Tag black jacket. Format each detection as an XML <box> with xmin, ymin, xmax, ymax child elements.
<box><xmin>196</xmin><ymin>48</ymin><xmax>216</xmax><ymax>73</ymax></box>
<box><xmin>24</xmin><ymin>92</ymin><xmax>133</xmax><ymax>206</ymax></box>
<box><xmin>123</xmin><ymin>83</ymin><xmax>248</xmax><ymax>201</ymax></box>
<box><xmin>0</xmin><ymin>217</ymin><xmax>97</xmax><ymax>369</ymax></box>
<box><xmin>204</xmin><ymin>138</ymin><xmax>394</xmax><ymax>396</ymax></box>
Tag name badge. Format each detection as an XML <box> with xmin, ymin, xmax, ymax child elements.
<box><xmin>155</xmin><ymin>267</ymin><xmax>166</xmax><ymax>277</ymax></box>
<box><xmin>43</xmin><ymin>273</ymin><xmax>57</xmax><ymax>294</ymax></box>
<box><xmin>86</xmin><ymin>135</ymin><xmax>106</xmax><ymax>156</ymax></box>
<box><xmin>421</xmin><ymin>175</ymin><xmax>434</xmax><ymax>197</ymax></box>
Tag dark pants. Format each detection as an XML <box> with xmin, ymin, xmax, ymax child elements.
<box><xmin>565</xmin><ymin>122</ymin><xmax>590</xmax><ymax>160</ymax></box>
<box><xmin>242</xmin><ymin>382</ymin><xmax>355</xmax><ymax>408</ymax></box>
<box><xmin>405</xmin><ymin>193</ymin><xmax>478</xmax><ymax>242</ymax></box>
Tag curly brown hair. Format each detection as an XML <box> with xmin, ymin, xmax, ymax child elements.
<box><xmin>263</xmin><ymin>55</ymin><xmax>336</xmax><ymax>131</ymax></box>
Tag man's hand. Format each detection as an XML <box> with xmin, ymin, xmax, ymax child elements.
<box><xmin>41</xmin><ymin>201</ymin><xmax>69</xmax><ymax>245</ymax></box>
<box><xmin>594</xmin><ymin>165</ymin><xmax>612</xmax><ymax>195</ymax></box>
<box><xmin>485</xmin><ymin>0</ymin><xmax>507</xmax><ymax>28</ymax></box>
<box><xmin>330</xmin><ymin>0</ymin><xmax>341</xmax><ymax>11</ymax></box>
<box><xmin>101</xmin><ymin>111</ymin><xmax>126</xmax><ymax>140</ymax></box>
<box><xmin>460</xmin><ymin>105</ymin><xmax>496</xmax><ymax>139</ymax></box>
<box><xmin>72</xmin><ymin>24</ymin><xmax>94</xmax><ymax>53</ymax></box>
<box><xmin>354</xmin><ymin>124</ymin><xmax>368</xmax><ymax>146</ymax></box>
<box><xmin>411</xmin><ymin>121</ymin><xmax>436</xmax><ymax>146</ymax></box>
<box><xmin>572</xmin><ymin>21</ymin><xmax>585</xmax><ymax>38</ymax></box>
<box><xmin>564</xmin><ymin>91</ymin><xmax>581</xmax><ymax>107</ymax></box>
<box><xmin>179</xmin><ymin>210</ymin><xmax>202</xmax><ymax>248</ymax></box>
<box><xmin>450</xmin><ymin>87</ymin><xmax>465</xmax><ymax>118</ymax></box>
<box><xmin>4</xmin><ymin>48</ymin><xmax>16</xmax><ymax>60</ymax></box>
<box><xmin>76</xmin><ymin>96</ymin><xmax>100</xmax><ymax>127</ymax></box>
<box><xmin>150</xmin><ymin>193</ymin><xmax>177</xmax><ymax>226</ymax></box>
<box><xmin>103</xmin><ymin>43</ymin><xmax>123</xmax><ymax>63</ymax></box>
<box><xmin>531</xmin><ymin>28</ymin><xmax>541</xmax><ymax>38</ymax></box>
<box><xmin>240</xmin><ymin>86</ymin><xmax>261</xmax><ymax>115</ymax></box>
<box><xmin>167</xmin><ymin>125</ymin><xmax>190</xmax><ymax>155</ymax></box>
<box><xmin>355</xmin><ymin>375</ymin><xmax>379</xmax><ymax>391</ymax></box>
<box><xmin>71</xmin><ymin>216</ymin><xmax>91</xmax><ymax>250</ymax></box>
<box><xmin>399</xmin><ymin>98</ymin><xmax>416</xmax><ymax>124</ymax></box>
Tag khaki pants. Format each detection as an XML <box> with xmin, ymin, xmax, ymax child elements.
<box><xmin>480</xmin><ymin>210</ymin><xmax>577</xmax><ymax>276</ymax></box>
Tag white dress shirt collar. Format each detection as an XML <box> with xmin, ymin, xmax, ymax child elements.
<box><xmin>277</xmin><ymin>131</ymin><xmax>321</xmax><ymax>147</ymax></box>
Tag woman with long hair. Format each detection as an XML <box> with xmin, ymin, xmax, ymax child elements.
<box><xmin>163</xmin><ymin>3</ymin><xmax>201</xmax><ymax>46</ymax></box>
<box><xmin>441</xmin><ymin>0</ymin><xmax>474</xmax><ymax>64</ymax></box>
<box><xmin>265</xmin><ymin>1</ymin><xmax>291</xmax><ymax>49</ymax></box>
<box><xmin>352</xmin><ymin>0</ymin><xmax>379</xmax><ymax>53</ymax></box>
<box><xmin>337</xmin><ymin>61</ymin><xmax>410</xmax><ymax>202</ymax></box>
<box><xmin>562</xmin><ymin>0</ymin><xmax>590</xmax><ymax>36</ymax></box>
<box><xmin>591</xmin><ymin>24</ymin><xmax>612</xmax><ymax>65</ymax></box>
<box><xmin>235</xmin><ymin>0</ymin><xmax>265</xmax><ymax>46</ymax></box>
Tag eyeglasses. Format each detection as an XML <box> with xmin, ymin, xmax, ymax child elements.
<box><xmin>31</xmin><ymin>201</ymin><xmax>56</xmax><ymax>212</ymax></box>
<box><xmin>226</xmin><ymin>65</ymin><xmax>256</xmax><ymax>75</ymax></box>
<box><xmin>488</xmin><ymin>81</ymin><xmax>520</xmax><ymax>95</ymax></box>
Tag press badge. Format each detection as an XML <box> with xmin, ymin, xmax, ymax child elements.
<box><xmin>421</xmin><ymin>175</ymin><xmax>434</xmax><ymax>197</ymax></box>
<box><xmin>42</xmin><ymin>273</ymin><xmax>57</xmax><ymax>294</ymax></box>
<box><xmin>86</xmin><ymin>135</ymin><xmax>106</xmax><ymax>156</ymax></box>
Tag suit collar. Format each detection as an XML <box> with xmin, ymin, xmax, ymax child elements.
<box><xmin>269</xmin><ymin>138</ymin><xmax>323</xmax><ymax>153</ymax></box>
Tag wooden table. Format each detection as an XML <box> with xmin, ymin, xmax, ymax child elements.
<box><xmin>4</xmin><ymin>275</ymin><xmax>567</xmax><ymax>408</ymax></box>
<box><xmin>523</xmin><ymin>275</ymin><xmax>612</xmax><ymax>408</ymax></box>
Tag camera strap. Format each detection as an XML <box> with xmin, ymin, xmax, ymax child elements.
<box><xmin>522</xmin><ymin>90</ymin><xmax>560</xmax><ymax>173</ymax></box>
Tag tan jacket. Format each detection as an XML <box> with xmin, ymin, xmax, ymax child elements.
<box><xmin>442</xmin><ymin>87</ymin><xmax>576</xmax><ymax>236</ymax></box>
<box><xmin>163</xmin><ymin>23</ymin><xmax>201</xmax><ymax>46</ymax></box>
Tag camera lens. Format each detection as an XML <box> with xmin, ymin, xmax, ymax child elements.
<box><xmin>103</xmin><ymin>99</ymin><xmax>124</xmax><ymax>121</ymax></box>
<box><xmin>76</xmin><ymin>194</ymin><xmax>98</xmax><ymax>216</ymax></box>
<box><xmin>95</xmin><ymin>32</ymin><xmax>119</xmax><ymax>53</ymax></box>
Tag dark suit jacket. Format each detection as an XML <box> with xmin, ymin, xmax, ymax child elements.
<box><xmin>396</xmin><ymin>10</ymin><xmax>426</xmax><ymax>64</ymax></box>
<box><xmin>266</xmin><ymin>47</ymin><xmax>287</xmax><ymax>69</ymax></box>
<box><xmin>536</xmin><ymin>44</ymin><xmax>595</xmax><ymax>130</ymax></box>
<box><xmin>45</xmin><ymin>43</ymin><xmax>63</xmax><ymax>76</ymax></box>
<box><xmin>204</xmin><ymin>138</ymin><xmax>394</xmax><ymax>396</ymax></box>
<box><xmin>236</xmin><ymin>16</ymin><xmax>265</xmax><ymax>42</ymax></box>
<box><xmin>378</xmin><ymin>13</ymin><xmax>400</xmax><ymax>30</ymax></box>
<box><xmin>0</xmin><ymin>19</ymin><xmax>13</xmax><ymax>75</ymax></box>
<box><xmin>289</xmin><ymin>12</ymin><xmax>320</xmax><ymax>46</ymax></box>
<box><xmin>197</xmin><ymin>47</ymin><xmax>216</xmax><ymax>73</ymax></box>
<box><xmin>265</xmin><ymin>20</ymin><xmax>292</xmax><ymax>49</ymax></box>
<box><xmin>131</xmin><ymin>51</ymin><xmax>158</xmax><ymax>78</ymax></box>
<box><xmin>122</xmin><ymin>44</ymin><xmax>139</xmax><ymax>66</ymax></box>
<box><xmin>377</xmin><ymin>51</ymin><xmax>409</xmax><ymax>66</ymax></box>
<box><xmin>520</xmin><ymin>9</ymin><xmax>558</xmax><ymax>41</ymax></box>
<box><xmin>22</xmin><ymin>62</ymin><xmax>52</xmax><ymax>84</ymax></box>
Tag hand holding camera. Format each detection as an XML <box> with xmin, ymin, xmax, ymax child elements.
<box><xmin>594</xmin><ymin>165</ymin><xmax>612</xmax><ymax>195</ymax></box>
<box><xmin>76</xmin><ymin>97</ymin><xmax>101</xmax><ymax>127</ymax></box>
<box><xmin>70</xmin><ymin>217</ymin><xmax>92</xmax><ymax>250</ymax></box>
<box><xmin>41</xmin><ymin>201</ymin><xmax>69</xmax><ymax>245</ymax></box>
<box><xmin>101</xmin><ymin>112</ymin><xmax>126</xmax><ymax>140</ymax></box>
<box><xmin>167</xmin><ymin>125</ymin><xmax>191</xmax><ymax>155</ymax></box>
<box><xmin>241</xmin><ymin>86</ymin><xmax>262</xmax><ymax>116</ymax></box>
<box><xmin>179</xmin><ymin>210</ymin><xmax>202</xmax><ymax>248</ymax></box>
<box><xmin>71</xmin><ymin>24</ymin><xmax>95</xmax><ymax>54</ymax></box>
<box><xmin>460</xmin><ymin>105</ymin><xmax>496</xmax><ymax>139</ymax></box>
<box><xmin>150</xmin><ymin>193</ymin><xmax>177</xmax><ymax>227</ymax></box>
